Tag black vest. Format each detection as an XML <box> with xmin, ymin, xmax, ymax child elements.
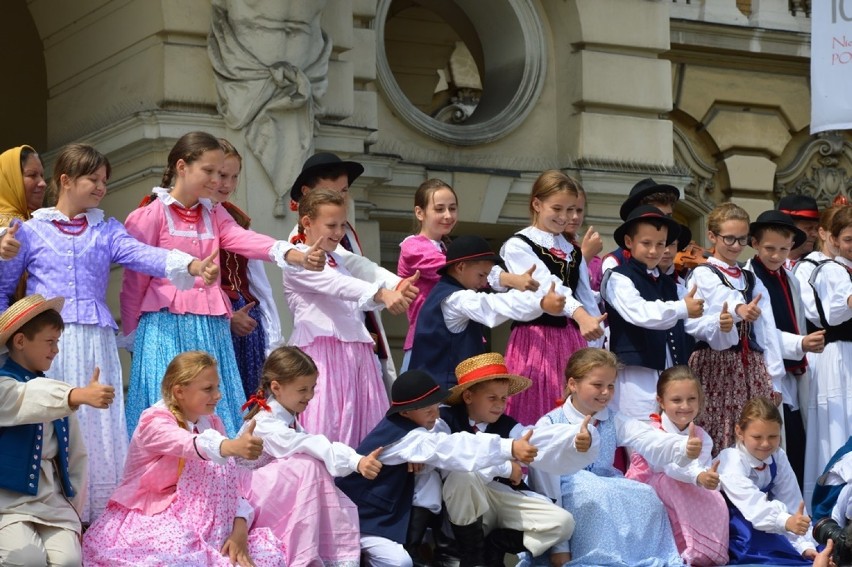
<box><xmin>510</xmin><ymin>233</ymin><xmax>578</xmax><ymax>329</ymax></box>
<box><xmin>750</xmin><ymin>257</ymin><xmax>807</xmax><ymax>372</ymax></box>
<box><xmin>408</xmin><ymin>275</ymin><xmax>486</xmax><ymax>390</ymax></box>
<box><xmin>809</xmin><ymin>261</ymin><xmax>852</xmax><ymax>344</ymax></box>
<box><xmin>335</xmin><ymin>414</ymin><xmax>421</xmax><ymax>543</ymax></box>
<box><xmin>604</xmin><ymin>258</ymin><xmax>691</xmax><ymax>369</ymax></box>
<box><xmin>692</xmin><ymin>264</ymin><xmax>763</xmax><ymax>353</ymax></box>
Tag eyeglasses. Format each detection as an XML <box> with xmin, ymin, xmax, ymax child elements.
<box><xmin>712</xmin><ymin>232</ymin><xmax>749</xmax><ymax>247</ymax></box>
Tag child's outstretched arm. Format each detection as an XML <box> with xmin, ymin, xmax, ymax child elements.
<box><xmin>0</xmin><ymin>375</ymin><xmax>82</xmax><ymax>426</ymax></box>
<box><xmin>68</xmin><ymin>367</ymin><xmax>115</xmax><ymax>410</ymax></box>
<box><xmin>617</xmin><ymin>413</ymin><xmax>698</xmax><ymax>469</ymax></box>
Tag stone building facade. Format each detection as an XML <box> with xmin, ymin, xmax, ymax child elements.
<box><xmin>1</xmin><ymin>0</ymin><xmax>844</xmax><ymax>367</ymax></box>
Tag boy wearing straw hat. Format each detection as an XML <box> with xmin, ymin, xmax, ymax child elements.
<box><xmin>336</xmin><ymin>369</ymin><xmax>539</xmax><ymax>567</ymax></box>
<box><xmin>437</xmin><ymin>353</ymin><xmax>598</xmax><ymax>567</ymax></box>
<box><xmin>0</xmin><ymin>294</ymin><xmax>114</xmax><ymax>566</ymax></box>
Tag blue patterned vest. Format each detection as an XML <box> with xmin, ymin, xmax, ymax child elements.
<box><xmin>0</xmin><ymin>359</ymin><xmax>75</xmax><ymax>497</ymax></box>
<box><xmin>542</xmin><ymin>404</ymin><xmax>621</xmax><ymax>478</ymax></box>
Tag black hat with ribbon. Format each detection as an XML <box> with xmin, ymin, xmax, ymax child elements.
<box><xmin>438</xmin><ymin>235</ymin><xmax>506</xmax><ymax>275</ymax></box>
<box><xmin>749</xmin><ymin>210</ymin><xmax>807</xmax><ymax>249</ymax></box>
<box><xmin>613</xmin><ymin>205</ymin><xmax>681</xmax><ymax>249</ymax></box>
<box><xmin>619</xmin><ymin>177</ymin><xmax>680</xmax><ymax>220</ymax></box>
<box><xmin>386</xmin><ymin>370</ymin><xmax>450</xmax><ymax>416</ymax></box>
<box><xmin>289</xmin><ymin>152</ymin><xmax>365</xmax><ymax>203</ymax></box>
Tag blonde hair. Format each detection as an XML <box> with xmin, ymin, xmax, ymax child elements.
<box><xmin>161</xmin><ymin>351</ymin><xmax>218</xmax><ymax>428</ymax></box>
<box><xmin>297</xmin><ymin>187</ymin><xmax>345</xmax><ymax>236</ymax></box>
<box><xmin>244</xmin><ymin>346</ymin><xmax>318</xmax><ymax>420</ymax></box>
<box><xmin>562</xmin><ymin>348</ymin><xmax>620</xmax><ymax>397</ymax></box>
<box><xmin>656</xmin><ymin>365</ymin><xmax>705</xmax><ymax>417</ymax></box>
<box><xmin>737</xmin><ymin>397</ymin><xmax>783</xmax><ymax>432</ymax></box>
<box><xmin>218</xmin><ymin>138</ymin><xmax>242</xmax><ymax>163</ymax></box>
<box><xmin>707</xmin><ymin>202</ymin><xmax>750</xmax><ymax>234</ymax></box>
<box><xmin>529</xmin><ymin>170</ymin><xmax>584</xmax><ymax>221</ymax></box>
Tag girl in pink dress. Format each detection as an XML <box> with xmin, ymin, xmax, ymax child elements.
<box><xmin>626</xmin><ymin>365</ymin><xmax>729</xmax><ymax>566</ymax></box>
<box><xmin>240</xmin><ymin>345</ymin><xmax>383</xmax><ymax>567</ymax></box>
<box><xmin>82</xmin><ymin>351</ymin><xmax>285</xmax><ymax>566</ymax></box>
<box><xmin>284</xmin><ymin>188</ymin><xmax>416</xmax><ymax>446</ymax></box>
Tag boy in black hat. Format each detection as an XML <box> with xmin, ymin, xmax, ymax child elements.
<box><xmin>601</xmin><ymin>177</ymin><xmax>681</xmax><ymax>274</ymax></box>
<box><xmin>744</xmin><ymin>210</ymin><xmax>827</xmax><ymax>489</ymax></box>
<box><xmin>407</xmin><ymin>235</ymin><xmax>565</xmax><ymax>391</ymax></box>
<box><xmin>777</xmin><ymin>194</ymin><xmax>820</xmax><ymax>268</ymax></box>
<box><xmin>287</xmin><ymin>152</ymin><xmax>414</xmax><ymax>392</ymax></box>
<box><xmin>335</xmin><ymin>369</ymin><xmax>539</xmax><ymax>567</ymax></box>
<box><xmin>601</xmin><ymin>206</ymin><xmax>736</xmax><ymax>421</ymax></box>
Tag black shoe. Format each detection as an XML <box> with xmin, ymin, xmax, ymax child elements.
<box><xmin>406</xmin><ymin>506</ymin><xmax>436</xmax><ymax>567</ymax></box>
<box><xmin>484</xmin><ymin>528</ymin><xmax>527</xmax><ymax>566</ymax></box>
<box><xmin>814</xmin><ymin>518</ymin><xmax>852</xmax><ymax>566</ymax></box>
<box><xmin>431</xmin><ymin>510</ymin><xmax>461</xmax><ymax>567</ymax></box>
<box><xmin>450</xmin><ymin>518</ymin><xmax>488</xmax><ymax>567</ymax></box>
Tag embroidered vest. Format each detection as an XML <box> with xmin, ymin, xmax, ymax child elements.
<box><xmin>692</xmin><ymin>264</ymin><xmax>763</xmax><ymax>353</ymax></box>
<box><xmin>510</xmin><ymin>233</ymin><xmax>579</xmax><ymax>328</ymax></box>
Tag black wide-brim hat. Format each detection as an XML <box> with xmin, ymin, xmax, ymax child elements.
<box><xmin>437</xmin><ymin>235</ymin><xmax>506</xmax><ymax>275</ymax></box>
<box><xmin>613</xmin><ymin>205</ymin><xmax>681</xmax><ymax>250</ymax></box>
<box><xmin>289</xmin><ymin>152</ymin><xmax>365</xmax><ymax>203</ymax></box>
<box><xmin>777</xmin><ymin>194</ymin><xmax>820</xmax><ymax>221</ymax></box>
<box><xmin>749</xmin><ymin>210</ymin><xmax>807</xmax><ymax>249</ymax></box>
<box><xmin>619</xmin><ymin>177</ymin><xmax>680</xmax><ymax>220</ymax></box>
<box><xmin>675</xmin><ymin>224</ymin><xmax>692</xmax><ymax>252</ymax></box>
<box><xmin>386</xmin><ymin>370</ymin><xmax>450</xmax><ymax>416</ymax></box>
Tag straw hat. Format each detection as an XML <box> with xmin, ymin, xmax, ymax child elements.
<box><xmin>446</xmin><ymin>353</ymin><xmax>532</xmax><ymax>405</ymax></box>
<box><xmin>0</xmin><ymin>294</ymin><xmax>65</xmax><ymax>345</ymax></box>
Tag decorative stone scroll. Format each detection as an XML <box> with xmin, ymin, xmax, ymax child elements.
<box><xmin>775</xmin><ymin>131</ymin><xmax>852</xmax><ymax>207</ymax></box>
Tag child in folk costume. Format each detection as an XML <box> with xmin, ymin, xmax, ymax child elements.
<box><xmin>802</xmin><ymin>205</ymin><xmax>852</xmax><ymax>507</ymax></box>
<box><xmin>778</xmin><ymin>195</ymin><xmax>821</xmax><ymax>270</ymax></box>
<box><xmin>439</xmin><ymin>352</ymin><xmax>598</xmax><ymax>567</ymax></box>
<box><xmin>408</xmin><ymin>234</ymin><xmax>565</xmax><ymax>391</ymax></box>
<box><xmin>745</xmin><ymin>211</ymin><xmax>827</xmax><ymax>491</ymax></box>
<box><xmin>284</xmin><ymin>188</ymin><xmax>417</xmax><ymax>446</ymax></box>
<box><xmin>238</xmin><ymin>345</ymin><xmax>382</xmax><ymax>567</ymax></box>
<box><xmin>626</xmin><ymin>365</ymin><xmax>729</xmax><ymax>566</ymax></box>
<box><xmin>601</xmin><ymin>177</ymin><xmax>681</xmax><ymax>274</ymax></box>
<box><xmin>397</xmin><ymin>178</ymin><xmax>538</xmax><ymax>372</ymax></box>
<box><xmin>208</xmin><ymin>139</ymin><xmax>282</xmax><ymax>398</ymax></box>
<box><xmin>686</xmin><ymin>202</ymin><xmax>785</xmax><ymax>454</ymax></box>
<box><xmin>0</xmin><ymin>143</ymin><xmax>216</xmax><ymax>521</ymax></box>
<box><xmin>718</xmin><ymin>397</ymin><xmax>818</xmax><ymax>565</ymax></box>
<box><xmin>0</xmin><ymin>295</ymin><xmax>114</xmax><ymax>565</ymax></box>
<box><xmin>335</xmin><ymin>369</ymin><xmax>540</xmax><ymax>567</ymax></box>
<box><xmin>83</xmin><ymin>351</ymin><xmax>285</xmax><ymax>567</ymax></box>
<box><xmin>528</xmin><ymin>348</ymin><xmax>702</xmax><ymax>567</ymax></box>
<box><xmin>500</xmin><ymin>170</ymin><xmax>605</xmax><ymax>426</ymax></box>
<box><xmin>121</xmin><ymin>131</ymin><xmax>324</xmax><ymax>438</ymax></box>
<box><xmin>601</xmin><ymin>205</ymin><xmax>736</xmax><ymax>422</ymax></box>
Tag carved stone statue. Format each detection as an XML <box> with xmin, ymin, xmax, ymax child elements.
<box><xmin>208</xmin><ymin>0</ymin><xmax>332</xmax><ymax>214</ymax></box>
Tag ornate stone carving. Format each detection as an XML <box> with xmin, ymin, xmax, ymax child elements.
<box><xmin>672</xmin><ymin>125</ymin><xmax>718</xmax><ymax>212</ymax></box>
<box><xmin>775</xmin><ymin>131</ymin><xmax>852</xmax><ymax>206</ymax></box>
<box><xmin>208</xmin><ymin>0</ymin><xmax>332</xmax><ymax>216</ymax></box>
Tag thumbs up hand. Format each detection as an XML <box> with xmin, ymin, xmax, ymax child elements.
<box><xmin>189</xmin><ymin>248</ymin><xmax>220</xmax><ymax>285</ymax></box>
<box><xmin>719</xmin><ymin>302</ymin><xmax>734</xmax><ymax>333</ymax></box>
<box><xmin>784</xmin><ymin>501</ymin><xmax>811</xmax><ymax>536</ymax></box>
<box><xmin>684</xmin><ymin>285</ymin><xmax>705</xmax><ymax>318</ymax></box>
<box><xmin>686</xmin><ymin>422</ymin><xmax>702</xmax><ymax>460</ymax></box>
<box><xmin>511</xmin><ymin>429</ymin><xmax>538</xmax><ymax>464</ymax></box>
<box><xmin>697</xmin><ymin>460</ymin><xmax>721</xmax><ymax>490</ymax></box>
<box><xmin>358</xmin><ymin>446</ymin><xmax>384</xmax><ymax>479</ymax></box>
<box><xmin>398</xmin><ymin>270</ymin><xmax>421</xmax><ymax>302</ymax></box>
<box><xmin>0</xmin><ymin>221</ymin><xmax>21</xmax><ymax>260</ymax></box>
<box><xmin>230</xmin><ymin>301</ymin><xmax>258</xmax><ymax>337</ymax></box>
<box><xmin>576</xmin><ymin>310</ymin><xmax>606</xmax><ymax>341</ymax></box>
<box><xmin>736</xmin><ymin>293</ymin><xmax>762</xmax><ymax>322</ymax></box>
<box><xmin>221</xmin><ymin>420</ymin><xmax>264</xmax><ymax>460</ymax></box>
<box><xmin>581</xmin><ymin>225</ymin><xmax>603</xmax><ymax>261</ymax></box>
<box><xmin>802</xmin><ymin>329</ymin><xmax>826</xmax><ymax>354</ymax></box>
<box><xmin>300</xmin><ymin>237</ymin><xmax>328</xmax><ymax>271</ymax></box>
<box><xmin>501</xmin><ymin>265</ymin><xmax>540</xmax><ymax>292</ymax></box>
<box><xmin>575</xmin><ymin>415</ymin><xmax>593</xmax><ymax>453</ymax></box>
<box><xmin>540</xmin><ymin>282</ymin><xmax>566</xmax><ymax>315</ymax></box>
<box><xmin>68</xmin><ymin>366</ymin><xmax>116</xmax><ymax>409</ymax></box>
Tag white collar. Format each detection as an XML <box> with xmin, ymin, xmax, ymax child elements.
<box><xmin>467</xmin><ymin>417</ymin><xmax>487</xmax><ymax>432</ymax></box>
<box><xmin>32</xmin><ymin>207</ymin><xmax>104</xmax><ymax>226</ymax></box>
<box><xmin>805</xmin><ymin>250</ymin><xmax>829</xmax><ymax>262</ymax></box>
<box><xmin>560</xmin><ymin>396</ymin><xmax>609</xmax><ymax>424</ymax></box>
<box><xmin>660</xmin><ymin>412</ymin><xmax>689</xmax><ymax>436</ymax></box>
<box><xmin>268</xmin><ymin>398</ymin><xmax>299</xmax><ymax>428</ymax></box>
<box><xmin>521</xmin><ymin>226</ymin><xmax>571</xmax><ymax>250</ymax></box>
<box><xmin>707</xmin><ymin>256</ymin><xmax>739</xmax><ymax>270</ymax></box>
<box><xmin>736</xmin><ymin>442</ymin><xmax>775</xmax><ymax>470</ymax></box>
<box><xmin>837</xmin><ymin>256</ymin><xmax>852</xmax><ymax>269</ymax></box>
<box><xmin>153</xmin><ymin>187</ymin><xmax>214</xmax><ymax>211</ymax></box>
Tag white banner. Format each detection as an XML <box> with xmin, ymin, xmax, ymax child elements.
<box><xmin>811</xmin><ymin>0</ymin><xmax>852</xmax><ymax>134</ymax></box>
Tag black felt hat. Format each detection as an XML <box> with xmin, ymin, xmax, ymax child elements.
<box><xmin>749</xmin><ymin>210</ymin><xmax>807</xmax><ymax>249</ymax></box>
<box><xmin>675</xmin><ymin>224</ymin><xmax>692</xmax><ymax>252</ymax></box>
<box><xmin>438</xmin><ymin>235</ymin><xmax>506</xmax><ymax>275</ymax></box>
<box><xmin>619</xmin><ymin>177</ymin><xmax>680</xmax><ymax>220</ymax></box>
<box><xmin>386</xmin><ymin>370</ymin><xmax>450</xmax><ymax>416</ymax></box>
<box><xmin>777</xmin><ymin>194</ymin><xmax>819</xmax><ymax>221</ymax></box>
<box><xmin>613</xmin><ymin>205</ymin><xmax>681</xmax><ymax>249</ymax></box>
<box><xmin>289</xmin><ymin>152</ymin><xmax>365</xmax><ymax>202</ymax></box>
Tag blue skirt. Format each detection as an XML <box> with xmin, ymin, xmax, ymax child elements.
<box><xmin>727</xmin><ymin>501</ymin><xmax>811</xmax><ymax>565</ymax></box>
<box><xmin>126</xmin><ymin>310</ymin><xmax>248</xmax><ymax>438</ymax></box>
<box><xmin>229</xmin><ymin>294</ymin><xmax>268</xmax><ymax>399</ymax></box>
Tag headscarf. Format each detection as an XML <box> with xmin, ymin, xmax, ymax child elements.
<box><xmin>0</xmin><ymin>145</ymin><xmax>36</xmax><ymax>225</ymax></box>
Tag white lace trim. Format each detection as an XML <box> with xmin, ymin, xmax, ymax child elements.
<box><xmin>32</xmin><ymin>207</ymin><xmax>105</xmax><ymax>227</ymax></box>
<box><xmin>270</xmin><ymin>240</ymin><xmax>297</xmax><ymax>269</ymax></box>
<box><xmin>165</xmin><ymin>249</ymin><xmax>196</xmax><ymax>290</ymax></box>
<box><xmin>152</xmin><ymin>188</ymin><xmax>216</xmax><ymax>240</ymax></box>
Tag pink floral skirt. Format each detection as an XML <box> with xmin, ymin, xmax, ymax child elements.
<box><xmin>82</xmin><ymin>459</ymin><xmax>285</xmax><ymax>566</ymax></box>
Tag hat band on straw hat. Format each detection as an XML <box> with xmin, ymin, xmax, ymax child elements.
<box><xmin>390</xmin><ymin>384</ymin><xmax>441</xmax><ymax>407</ymax></box>
<box><xmin>1</xmin><ymin>303</ymin><xmax>50</xmax><ymax>335</ymax></box>
<box><xmin>779</xmin><ymin>208</ymin><xmax>819</xmax><ymax>219</ymax></box>
<box><xmin>458</xmin><ymin>363</ymin><xmax>511</xmax><ymax>385</ymax></box>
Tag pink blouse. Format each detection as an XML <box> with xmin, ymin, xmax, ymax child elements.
<box><xmin>120</xmin><ymin>189</ymin><xmax>293</xmax><ymax>334</ymax></box>
<box><xmin>397</xmin><ymin>235</ymin><xmax>445</xmax><ymax>351</ymax></box>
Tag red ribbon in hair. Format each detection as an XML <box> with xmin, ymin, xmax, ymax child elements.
<box><xmin>241</xmin><ymin>392</ymin><xmax>271</xmax><ymax>412</ymax></box>
<box><xmin>290</xmin><ymin>232</ymin><xmax>306</xmax><ymax>245</ymax></box>
<box><xmin>290</xmin><ymin>199</ymin><xmax>299</xmax><ymax>212</ymax></box>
